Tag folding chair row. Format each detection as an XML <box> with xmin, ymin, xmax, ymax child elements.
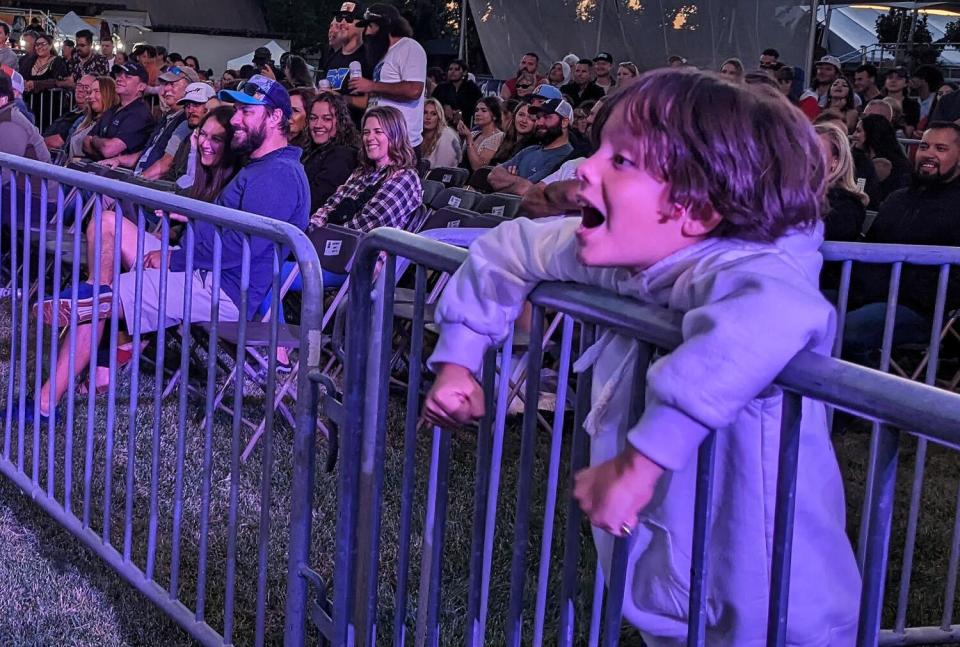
<box><xmin>425</xmin><ymin>166</ymin><xmax>469</xmax><ymax>188</ymax></box>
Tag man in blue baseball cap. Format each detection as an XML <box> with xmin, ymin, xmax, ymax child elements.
<box><xmin>31</xmin><ymin>73</ymin><xmax>311</xmax><ymax>423</ymax></box>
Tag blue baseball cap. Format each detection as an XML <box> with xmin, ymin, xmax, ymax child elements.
<box><xmin>531</xmin><ymin>83</ymin><xmax>562</xmax><ymax>101</ymax></box>
<box><xmin>218</xmin><ymin>74</ymin><xmax>292</xmax><ymax>118</ymax></box>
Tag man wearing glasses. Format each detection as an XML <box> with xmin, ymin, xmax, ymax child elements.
<box><xmin>323</xmin><ymin>2</ymin><xmax>370</xmax><ymax>123</ymax></box>
<box><xmin>43</xmin><ymin>73</ymin><xmax>95</xmax><ymax>150</ymax></box>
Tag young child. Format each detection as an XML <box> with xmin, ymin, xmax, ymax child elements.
<box><xmin>421</xmin><ymin>68</ymin><xmax>860</xmax><ymax>645</ymax></box>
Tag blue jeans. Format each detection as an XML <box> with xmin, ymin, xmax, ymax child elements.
<box><xmin>256</xmin><ymin>261</ymin><xmax>347</xmax><ymax>319</ymax></box>
<box><xmin>842</xmin><ymin>303</ymin><xmax>930</xmax><ymax>365</ymax></box>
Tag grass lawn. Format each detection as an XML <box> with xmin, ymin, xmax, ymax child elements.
<box><xmin>0</xmin><ymin>304</ymin><xmax>959</xmax><ymax>646</ymax></box>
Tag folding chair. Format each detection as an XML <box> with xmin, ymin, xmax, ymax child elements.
<box><xmin>890</xmin><ymin>310</ymin><xmax>960</xmax><ymax>391</ymax></box>
<box><xmin>425</xmin><ymin>166</ymin><xmax>469</xmax><ymax>188</ymax></box>
<box><xmin>474</xmin><ymin>192</ymin><xmax>521</xmax><ymax>219</ymax></box>
<box><xmin>467</xmin><ymin>166</ymin><xmax>495</xmax><ymax>193</ymax></box>
<box><xmin>421</xmin><ymin>179</ymin><xmax>445</xmax><ymax>209</ymax></box>
<box><xmin>430</xmin><ymin>187</ymin><xmax>479</xmax><ymax>212</ymax></box>
<box><xmin>417</xmin><ymin>158</ymin><xmax>432</xmax><ymax>178</ymax></box>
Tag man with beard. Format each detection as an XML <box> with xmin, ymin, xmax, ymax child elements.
<box><xmin>843</xmin><ymin>122</ymin><xmax>960</xmax><ymax>364</ymax></box>
<box><xmin>350</xmin><ymin>3</ymin><xmax>426</xmax><ymax>149</ymax></box>
<box><xmin>323</xmin><ymin>2</ymin><xmax>369</xmax><ymax>95</ymax></box>
<box><xmin>27</xmin><ymin>74</ymin><xmax>309</xmax><ymax>425</ymax></box>
<box><xmin>487</xmin><ymin>97</ymin><xmax>574</xmax><ymax>195</ymax></box>
<box><xmin>500</xmin><ymin>52</ymin><xmax>543</xmax><ymax>101</ymax></box>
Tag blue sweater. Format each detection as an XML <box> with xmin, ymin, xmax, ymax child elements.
<box><xmin>170</xmin><ymin>145</ymin><xmax>310</xmax><ymax>318</ymax></box>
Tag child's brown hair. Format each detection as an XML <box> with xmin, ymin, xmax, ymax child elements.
<box><xmin>597</xmin><ymin>68</ymin><xmax>826</xmax><ymax>242</ymax></box>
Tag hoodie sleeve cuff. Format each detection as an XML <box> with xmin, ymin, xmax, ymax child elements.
<box><xmin>627</xmin><ymin>400</ymin><xmax>712</xmax><ymax>472</ymax></box>
<box><xmin>426</xmin><ymin>323</ymin><xmax>492</xmax><ymax>376</ymax></box>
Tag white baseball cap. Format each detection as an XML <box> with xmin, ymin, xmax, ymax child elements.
<box><xmin>177</xmin><ymin>82</ymin><xmax>216</xmax><ymax>105</ymax></box>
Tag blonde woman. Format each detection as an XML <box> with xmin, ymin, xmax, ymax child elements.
<box><xmin>421</xmin><ymin>98</ymin><xmax>462</xmax><ymax>168</ymax></box>
<box><xmin>69</xmin><ymin>75</ymin><xmax>117</xmax><ymax>159</ymax></box>
<box><xmin>815</xmin><ymin>121</ymin><xmax>869</xmax><ymax>242</ymax></box>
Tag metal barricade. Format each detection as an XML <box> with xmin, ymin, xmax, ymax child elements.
<box><xmin>24</xmin><ymin>88</ymin><xmax>74</xmax><ymax>134</ymax></box>
<box><xmin>824</xmin><ymin>241</ymin><xmax>960</xmax><ymax>645</ymax></box>
<box><xmin>312</xmin><ymin>228</ymin><xmax>960</xmax><ymax>646</ymax></box>
<box><xmin>0</xmin><ymin>152</ymin><xmax>325</xmax><ymax>645</ymax></box>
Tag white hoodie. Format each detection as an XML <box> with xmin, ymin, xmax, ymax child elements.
<box><xmin>428</xmin><ymin>217</ymin><xmax>860</xmax><ymax>645</ymax></box>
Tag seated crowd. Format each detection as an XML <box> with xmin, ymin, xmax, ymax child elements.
<box><xmin>1</xmin><ymin>5</ymin><xmax>959</xmax><ymax>407</ymax></box>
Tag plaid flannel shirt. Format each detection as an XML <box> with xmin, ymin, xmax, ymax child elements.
<box><xmin>310</xmin><ymin>166</ymin><xmax>423</xmax><ymax>233</ymax></box>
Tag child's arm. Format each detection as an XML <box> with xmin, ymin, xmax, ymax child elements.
<box><xmin>628</xmin><ymin>257</ymin><xmax>836</xmax><ymax>473</ymax></box>
<box><xmin>424</xmin><ymin>217</ymin><xmax>616</xmax><ymax>426</ymax></box>
<box><xmin>428</xmin><ymin>216</ymin><xmax>616</xmax><ymax>375</ymax></box>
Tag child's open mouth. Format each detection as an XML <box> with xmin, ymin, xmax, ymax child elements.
<box><xmin>581</xmin><ymin>205</ymin><xmax>605</xmax><ymax>229</ymax></box>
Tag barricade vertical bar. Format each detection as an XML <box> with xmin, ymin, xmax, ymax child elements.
<box><xmin>146</xmin><ymin>217</ymin><xmax>171</xmax><ymax>580</ymax></box>
<box><xmin>533</xmin><ymin>316</ymin><xmax>576</xmax><ymax>647</ymax></box>
<box><xmin>331</xmin><ymin>242</ymin><xmax>382</xmax><ymax>646</ymax></box>
<box><xmin>16</xmin><ymin>176</ymin><xmax>30</xmax><ymax>473</ymax></box>
<box><xmin>122</xmin><ymin>206</ymin><xmax>148</xmax><ymax>562</ymax></box>
<box><xmin>940</xmin><ymin>484</ymin><xmax>960</xmax><ymax>630</ymax></box>
<box><xmin>505</xmin><ymin>305</ymin><xmax>545</xmax><ymax>647</ymax></box>
<box><xmin>283</xmin><ymin>230</ymin><xmax>323</xmax><ymax>645</ymax></box>
<box><xmin>476</xmin><ymin>329</ymin><xmax>516</xmax><ymax>644</ymax></box>
<box><xmin>392</xmin><ymin>263</ymin><xmax>428</xmax><ymax>647</ymax></box>
<box><xmin>856</xmin><ymin>423</ymin><xmax>900</xmax><ymax>647</ymax></box>
<box><xmin>687</xmin><ymin>431</ymin><xmax>718</xmax><ymax>647</ymax></box>
<box><xmin>169</xmin><ymin>220</ymin><xmax>196</xmax><ymax>598</ymax></box>
<box><xmin>588</xmin><ymin>563</ymin><xmax>605</xmax><ymax>646</ymax></box>
<box><xmin>895</xmin><ymin>265</ymin><xmax>949</xmax><ymax>633</ymax></box>
<box><xmin>857</xmin><ymin>262</ymin><xmax>902</xmax><ymax>569</ymax></box>
<box><xmin>102</xmin><ymin>203</ymin><xmax>125</xmax><ymax>544</ymax></box>
<box><xmin>421</xmin><ymin>424</ymin><xmax>453</xmax><ymax>646</ymax></box>
<box><xmin>63</xmin><ymin>190</ymin><xmax>83</xmax><ymax>514</ymax></box>
<box><xmin>465</xmin><ymin>347</ymin><xmax>499</xmax><ymax>647</ymax></box>
<box><xmin>357</xmin><ymin>257</ymin><xmax>397</xmax><ymax>646</ymax></box>
<box><xmin>602</xmin><ymin>342</ymin><xmax>652</xmax><ymax>647</ymax></box>
<box><xmin>82</xmin><ymin>195</ymin><xmax>105</xmax><ymax>528</ymax></box>
<box><xmin>765</xmin><ymin>392</ymin><xmax>803</xmax><ymax>646</ymax></box>
<box><xmin>195</xmin><ymin>225</ymin><xmax>224</xmax><ymax>622</ymax></box>
<box><xmin>2</xmin><ymin>174</ymin><xmax>14</xmax><ymax>460</ymax></box>
<box><xmin>47</xmin><ymin>184</ymin><xmax>65</xmax><ymax>499</ymax></box>
<box><xmin>255</xmin><ymin>244</ymin><xmax>283</xmax><ymax>646</ymax></box>
<box><xmin>31</xmin><ymin>179</ymin><xmax>48</xmax><ymax>487</ymax></box>
<box><xmin>223</xmin><ymin>237</ymin><xmax>251</xmax><ymax>643</ymax></box>
<box><xmin>558</xmin><ymin>324</ymin><xmax>597</xmax><ymax>647</ymax></box>
<box><xmin>831</xmin><ymin>260</ymin><xmax>853</xmax><ymax>359</ymax></box>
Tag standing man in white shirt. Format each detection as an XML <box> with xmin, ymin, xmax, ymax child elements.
<box><xmin>349</xmin><ymin>3</ymin><xmax>426</xmax><ymax>152</ymax></box>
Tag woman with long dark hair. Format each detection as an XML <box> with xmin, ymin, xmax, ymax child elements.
<box><xmin>19</xmin><ymin>32</ymin><xmax>70</xmax><ymax>124</ymax></box>
<box><xmin>284</xmin><ymin>55</ymin><xmax>315</xmax><ymax>89</ymax></box>
<box><xmin>853</xmin><ymin>114</ymin><xmax>911</xmax><ymax>202</ymax></box>
<box><xmin>458</xmin><ymin>96</ymin><xmax>504</xmax><ymax>171</ymax></box>
<box><xmin>301</xmin><ymin>91</ymin><xmax>360</xmax><ymax>211</ymax></box>
<box><xmin>492</xmin><ymin>101</ymin><xmax>535</xmax><ymax>165</ymax></box>
<box><xmin>185</xmin><ymin>105</ymin><xmax>242</xmax><ymax>202</ymax></box>
<box><xmin>826</xmin><ymin>77</ymin><xmax>859</xmax><ymax>134</ymax></box>
<box><xmin>287</xmin><ymin>86</ymin><xmax>317</xmax><ymax>150</ymax></box>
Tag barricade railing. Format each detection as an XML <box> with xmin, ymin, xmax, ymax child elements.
<box><xmin>823</xmin><ymin>240</ymin><xmax>960</xmax><ymax>645</ymax></box>
<box><xmin>316</xmin><ymin>227</ymin><xmax>960</xmax><ymax>646</ymax></box>
<box><xmin>24</xmin><ymin>88</ymin><xmax>74</xmax><ymax>134</ymax></box>
<box><xmin>0</xmin><ymin>152</ymin><xmax>326</xmax><ymax>646</ymax></box>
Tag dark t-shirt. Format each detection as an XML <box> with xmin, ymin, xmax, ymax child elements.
<box><xmin>559</xmin><ymin>81</ymin><xmax>605</xmax><ymax>107</ymax></box>
<box><xmin>433</xmin><ymin>80</ymin><xmax>483</xmax><ymax>121</ymax></box>
<box><xmin>93</xmin><ymin>98</ymin><xmax>155</xmax><ymax>155</ymax></box>
<box><xmin>502</xmin><ymin>142</ymin><xmax>574</xmax><ymax>182</ymax></box>
<box><xmin>323</xmin><ymin>45</ymin><xmax>371</xmax><ymax>124</ymax></box>
<box><xmin>135</xmin><ymin>110</ymin><xmax>187</xmax><ymax>174</ymax></box>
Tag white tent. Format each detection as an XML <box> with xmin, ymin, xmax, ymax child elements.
<box><xmin>55</xmin><ymin>11</ymin><xmax>96</xmax><ymax>40</ymax></box>
<box><xmin>226</xmin><ymin>39</ymin><xmax>287</xmax><ymax>70</ymax></box>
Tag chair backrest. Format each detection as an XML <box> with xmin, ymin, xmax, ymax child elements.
<box><xmin>421</xmin><ymin>179</ymin><xmax>445</xmax><ymax>208</ymax></box>
<box><xmin>420</xmin><ymin>206</ymin><xmax>480</xmax><ymax>231</ymax></box>
<box><xmin>417</xmin><ymin>158</ymin><xmax>431</xmax><ymax>178</ymax></box>
<box><xmin>461</xmin><ymin>212</ymin><xmax>508</xmax><ymax>229</ymax></box>
<box><xmin>862</xmin><ymin>210</ymin><xmax>879</xmax><ymax>237</ymax></box>
<box><xmin>474</xmin><ymin>192</ymin><xmax>521</xmax><ymax>219</ymax></box>
<box><xmin>425</xmin><ymin>166</ymin><xmax>469</xmax><ymax>188</ymax></box>
<box><xmin>431</xmin><ymin>187</ymin><xmax>478</xmax><ymax>212</ymax></box>
<box><xmin>309</xmin><ymin>224</ymin><xmax>363</xmax><ymax>275</ymax></box>
<box><xmin>468</xmin><ymin>166</ymin><xmax>495</xmax><ymax>192</ymax></box>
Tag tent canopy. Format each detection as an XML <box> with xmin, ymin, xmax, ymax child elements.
<box><xmin>55</xmin><ymin>11</ymin><xmax>96</xmax><ymax>39</ymax></box>
<box><xmin>226</xmin><ymin>40</ymin><xmax>288</xmax><ymax>70</ymax></box>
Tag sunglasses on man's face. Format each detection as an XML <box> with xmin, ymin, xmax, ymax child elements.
<box><xmin>334</xmin><ymin>14</ymin><xmax>357</xmax><ymax>23</ymax></box>
<box><xmin>517</xmin><ymin>83</ymin><xmax>533</xmax><ymax>89</ymax></box>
